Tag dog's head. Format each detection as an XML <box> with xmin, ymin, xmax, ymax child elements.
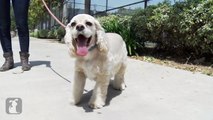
<box><xmin>65</xmin><ymin>14</ymin><xmax>108</xmax><ymax>58</ymax></box>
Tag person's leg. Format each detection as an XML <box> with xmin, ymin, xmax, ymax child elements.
<box><xmin>0</xmin><ymin>0</ymin><xmax>12</xmax><ymax>53</ymax></box>
<box><xmin>12</xmin><ymin>0</ymin><xmax>31</xmax><ymax>71</ymax></box>
<box><xmin>0</xmin><ymin>0</ymin><xmax>14</xmax><ymax>72</ymax></box>
<box><xmin>12</xmin><ymin>0</ymin><xmax>30</xmax><ymax>52</ymax></box>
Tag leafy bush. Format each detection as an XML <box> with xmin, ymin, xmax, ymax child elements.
<box><xmin>47</xmin><ymin>30</ymin><xmax>55</xmax><ymax>39</ymax></box>
<box><xmin>29</xmin><ymin>29</ymin><xmax>39</xmax><ymax>38</ymax></box>
<box><xmin>131</xmin><ymin>0</ymin><xmax>213</xmax><ymax>56</ymax></box>
<box><xmin>31</xmin><ymin>26</ymin><xmax>66</xmax><ymax>41</ymax></box>
<box><xmin>38</xmin><ymin>29</ymin><xmax>49</xmax><ymax>38</ymax></box>
<box><xmin>131</xmin><ymin>5</ymin><xmax>158</xmax><ymax>46</ymax></box>
<box><xmin>30</xmin><ymin>32</ymin><xmax>34</xmax><ymax>37</ymax></box>
<box><xmin>98</xmin><ymin>15</ymin><xmax>142</xmax><ymax>56</ymax></box>
<box><xmin>54</xmin><ymin>27</ymin><xmax>65</xmax><ymax>40</ymax></box>
<box><xmin>177</xmin><ymin>0</ymin><xmax>213</xmax><ymax>55</ymax></box>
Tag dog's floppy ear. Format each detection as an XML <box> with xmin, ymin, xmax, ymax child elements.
<box><xmin>94</xmin><ymin>19</ymin><xmax>108</xmax><ymax>54</ymax></box>
<box><xmin>64</xmin><ymin>23</ymin><xmax>72</xmax><ymax>45</ymax></box>
<box><xmin>64</xmin><ymin>23</ymin><xmax>76</xmax><ymax>57</ymax></box>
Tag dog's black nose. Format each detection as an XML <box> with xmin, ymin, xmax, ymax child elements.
<box><xmin>76</xmin><ymin>25</ymin><xmax>85</xmax><ymax>31</ymax></box>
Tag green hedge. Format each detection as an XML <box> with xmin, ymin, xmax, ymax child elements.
<box><xmin>54</xmin><ymin>26</ymin><xmax>65</xmax><ymax>40</ymax></box>
<box><xmin>98</xmin><ymin>15</ymin><xmax>142</xmax><ymax>56</ymax></box>
<box><xmin>131</xmin><ymin>0</ymin><xmax>213</xmax><ymax>56</ymax></box>
<box><xmin>38</xmin><ymin>29</ymin><xmax>49</xmax><ymax>38</ymax></box>
<box><xmin>30</xmin><ymin>26</ymin><xmax>65</xmax><ymax>41</ymax></box>
<box><xmin>99</xmin><ymin>0</ymin><xmax>213</xmax><ymax>56</ymax></box>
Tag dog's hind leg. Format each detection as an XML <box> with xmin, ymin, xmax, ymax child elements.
<box><xmin>72</xmin><ymin>71</ymin><xmax>86</xmax><ymax>105</ymax></box>
<box><xmin>113</xmin><ymin>63</ymin><xmax>126</xmax><ymax>90</ymax></box>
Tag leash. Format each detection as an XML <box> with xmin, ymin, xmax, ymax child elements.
<box><xmin>41</xmin><ymin>0</ymin><xmax>66</xmax><ymax>28</ymax></box>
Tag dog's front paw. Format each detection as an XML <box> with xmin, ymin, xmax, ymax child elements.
<box><xmin>70</xmin><ymin>95</ymin><xmax>81</xmax><ymax>105</ymax></box>
<box><xmin>88</xmin><ymin>101</ymin><xmax>105</xmax><ymax>109</ymax></box>
<box><xmin>70</xmin><ymin>99</ymin><xmax>79</xmax><ymax>105</ymax></box>
<box><xmin>88</xmin><ymin>97</ymin><xmax>106</xmax><ymax>109</ymax></box>
<box><xmin>113</xmin><ymin>82</ymin><xmax>126</xmax><ymax>91</ymax></box>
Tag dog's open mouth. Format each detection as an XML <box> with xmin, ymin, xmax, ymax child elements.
<box><xmin>75</xmin><ymin>34</ymin><xmax>91</xmax><ymax>56</ymax></box>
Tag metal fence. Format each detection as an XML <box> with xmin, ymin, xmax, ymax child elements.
<box><xmin>38</xmin><ymin>0</ymin><xmax>149</xmax><ymax>29</ymax></box>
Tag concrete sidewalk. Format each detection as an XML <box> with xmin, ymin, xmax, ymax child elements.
<box><xmin>0</xmin><ymin>37</ymin><xmax>213</xmax><ymax>120</ymax></box>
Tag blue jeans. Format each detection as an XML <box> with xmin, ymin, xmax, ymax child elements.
<box><xmin>0</xmin><ymin>0</ymin><xmax>30</xmax><ymax>53</ymax></box>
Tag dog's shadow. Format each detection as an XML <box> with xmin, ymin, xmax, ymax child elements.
<box><xmin>77</xmin><ymin>84</ymin><xmax>122</xmax><ymax>112</ymax></box>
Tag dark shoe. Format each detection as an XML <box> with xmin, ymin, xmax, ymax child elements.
<box><xmin>0</xmin><ymin>52</ymin><xmax>14</xmax><ymax>72</ymax></box>
<box><xmin>20</xmin><ymin>52</ymin><xmax>31</xmax><ymax>71</ymax></box>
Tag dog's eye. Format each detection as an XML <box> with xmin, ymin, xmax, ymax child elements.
<box><xmin>71</xmin><ymin>22</ymin><xmax>76</xmax><ymax>27</ymax></box>
<box><xmin>86</xmin><ymin>21</ymin><xmax>93</xmax><ymax>26</ymax></box>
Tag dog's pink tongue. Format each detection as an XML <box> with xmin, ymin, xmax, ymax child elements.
<box><xmin>77</xmin><ymin>46</ymin><xmax>88</xmax><ymax>56</ymax></box>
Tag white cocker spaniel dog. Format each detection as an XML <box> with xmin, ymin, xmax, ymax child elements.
<box><xmin>65</xmin><ymin>14</ymin><xmax>127</xmax><ymax>109</ymax></box>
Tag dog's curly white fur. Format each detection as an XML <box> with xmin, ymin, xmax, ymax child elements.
<box><xmin>65</xmin><ymin>14</ymin><xmax>127</xmax><ymax>109</ymax></box>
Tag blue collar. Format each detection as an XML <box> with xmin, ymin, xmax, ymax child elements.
<box><xmin>88</xmin><ymin>44</ymin><xmax>97</xmax><ymax>51</ymax></box>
